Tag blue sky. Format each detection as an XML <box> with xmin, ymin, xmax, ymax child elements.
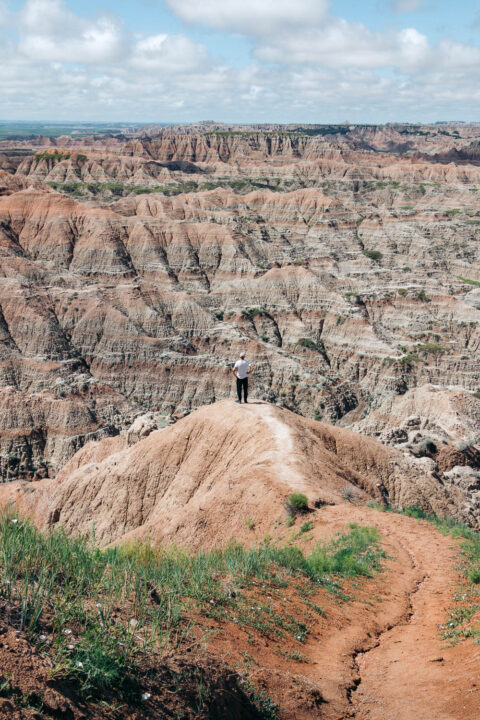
<box><xmin>1</xmin><ymin>0</ymin><xmax>480</xmax><ymax>122</ymax></box>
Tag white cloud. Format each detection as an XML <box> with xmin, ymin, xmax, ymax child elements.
<box><xmin>0</xmin><ymin>0</ymin><xmax>479</xmax><ymax>122</ymax></box>
<box><xmin>18</xmin><ymin>0</ymin><xmax>126</xmax><ymax>63</ymax></box>
<box><xmin>131</xmin><ymin>34</ymin><xmax>207</xmax><ymax>72</ymax></box>
<box><xmin>254</xmin><ymin>22</ymin><xmax>431</xmax><ymax>70</ymax></box>
<box><xmin>164</xmin><ymin>0</ymin><xmax>329</xmax><ymax>35</ymax></box>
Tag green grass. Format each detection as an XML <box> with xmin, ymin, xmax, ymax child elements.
<box><xmin>0</xmin><ymin>513</ymin><xmax>385</xmax><ymax>708</ymax></box>
<box><xmin>457</xmin><ymin>275</ymin><xmax>480</xmax><ymax>287</ymax></box>
<box><xmin>415</xmin><ymin>343</ymin><xmax>446</xmax><ymax>355</ymax></box>
<box><xmin>242</xmin><ymin>307</ymin><xmax>267</xmax><ymax>320</ymax></box>
<box><xmin>46</xmin><ymin>176</ymin><xmax>294</xmax><ymax>199</ymax></box>
<box><xmin>34</xmin><ymin>150</ymin><xmax>71</xmax><ymax>166</ymax></box>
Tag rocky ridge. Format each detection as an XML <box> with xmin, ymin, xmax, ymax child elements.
<box><xmin>2</xmin><ymin>400</ymin><xmax>477</xmax><ymax>544</ymax></box>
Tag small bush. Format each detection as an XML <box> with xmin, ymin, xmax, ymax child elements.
<box><xmin>285</xmin><ymin>493</ymin><xmax>309</xmax><ymax>516</ymax></box>
<box><xmin>342</xmin><ymin>486</ymin><xmax>359</xmax><ymax>503</ymax></box>
<box><xmin>419</xmin><ymin>438</ymin><xmax>437</xmax><ymax>454</ymax></box>
<box><xmin>415</xmin><ymin>289</ymin><xmax>430</xmax><ymax>302</ymax></box>
<box><xmin>362</xmin><ymin>249</ymin><xmax>383</xmax><ymax>263</ymax></box>
<box><xmin>468</xmin><ymin>567</ymin><xmax>480</xmax><ymax>584</ymax></box>
<box><xmin>300</xmin><ymin>521</ymin><xmax>313</xmax><ymax>534</ymax></box>
<box><xmin>458</xmin><ymin>437</ymin><xmax>478</xmax><ymax>451</ymax></box>
<box><xmin>242</xmin><ymin>307</ymin><xmax>265</xmax><ymax>320</ymax></box>
<box><xmin>416</xmin><ymin>343</ymin><xmax>445</xmax><ymax>355</ymax></box>
<box><xmin>297</xmin><ymin>337</ymin><xmax>317</xmax><ymax>350</ymax></box>
<box><xmin>366</xmin><ymin>500</ymin><xmax>384</xmax><ymax>511</ymax></box>
<box><xmin>245</xmin><ymin>518</ymin><xmax>255</xmax><ymax>531</ymax></box>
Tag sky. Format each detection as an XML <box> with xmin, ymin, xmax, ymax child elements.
<box><xmin>1</xmin><ymin>0</ymin><xmax>480</xmax><ymax>123</ymax></box>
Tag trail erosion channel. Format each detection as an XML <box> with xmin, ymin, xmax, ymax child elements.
<box><xmin>315</xmin><ymin>507</ymin><xmax>479</xmax><ymax>720</ymax></box>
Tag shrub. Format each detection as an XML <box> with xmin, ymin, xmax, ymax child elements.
<box><xmin>458</xmin><ymin>437</ymin><xmax>478</xmax><ymax>451</ymax></box>
<box><xmin>245</xmin><ymin>518</ymin><xmax>255</xmax><ymax>531</ymax></box>
<box><xmin>415</xmin><ymin>289</ymin><xmax>430</xmax><ymax>302</ymax></box>
<box><xmin>285</xmin><ymin>493</ymin><xmax>309</xmax><ymax>516</ymax></box>
<box><xmin>446</xmin><ymin>208</ymin><xmax>461</xmax><ymax>218</ymax></box>
<box><xmin>242</xmin><ymin>307</ymin><xmax>265</xmax><ymax>320</ymax></box>
<box><xmin>300</xmin><ymin>521</ymin><xmax>313</xmax><ymax>534</ymax></box>
<box><xmin>362</xmin><ymin>249</ymin><xmax>383</xmax><ymax>263</ymax></box>
<box><xmin>343</xmin><ymin>486</ymin><xmax>359</xmax><ymax>503</ymax></box>
<box><xmin>366</xmin><ymin>499</ymin><xmax>384</xmax><ymax>511</ymax></box>
<box><xmin>416</xmin><ymin>343</ymin><xmax>445</xmax><ymax>355</ymax></box>
<box><xmin>468</xmin><ymin>567</ymin><xmax>480</xmax><ymax>584</ymax></box>
<box><xmin>298</xmin><ymin>338</ymin><xmax>317</xmax><ymax>350</ymax></box>
<box><xmin>419</xmin><ymin>438</ymin><xmax>437</xmax><ymax>454</ymax></box>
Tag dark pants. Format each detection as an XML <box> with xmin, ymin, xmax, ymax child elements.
<box><xmin>236</xmin><ymin>377</ymin><xmax>248</xmax><ymax>402</ymax></box>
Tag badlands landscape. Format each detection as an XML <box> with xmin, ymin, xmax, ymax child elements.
<box><xmin>0</xmin><ymin>123</ymin><xmax>480</xmax><ymax>719</ymax></box>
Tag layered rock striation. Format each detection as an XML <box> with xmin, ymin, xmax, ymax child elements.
<box><xmin>0</xmin><ymin>123</ymin><xmax>479</xmax><ymax>488</ymax></box>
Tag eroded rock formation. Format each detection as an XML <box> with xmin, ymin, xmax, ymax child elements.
<box><xmin>0</xmin><ymin>122</ymin><xmax>479</xmax><ymax>500</ymax></box>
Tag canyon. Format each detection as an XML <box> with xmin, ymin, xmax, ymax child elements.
<box><xmin>1</xmin><ymin>123</ymin><xmax>480</xmax><ymax>515</ymax></box>
<box><xmin>0</xmin><ymin>122</ymin><xmax>480</xmax><ymax>719</ymax></box>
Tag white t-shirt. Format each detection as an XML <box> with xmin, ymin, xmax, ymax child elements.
<box><xmin>234</xmin><ymin>359</ymin><xmax>250</xmax><ymax>380</ymax></box>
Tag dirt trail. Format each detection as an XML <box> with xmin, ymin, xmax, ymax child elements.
<box><xmin>306</xmin><ymin>506</ymin><xmax>480</xmax><ymax>720</ymax></box>
<box><xmin>230</xmin><ymin>405</ymin><xmax>479</xmax><ymax>718</ymax></box>
<box><xmin>350</xmin><ymin>512</ymin><xmax>479</xmax><ymax>720</ymax></box>
<box><xmin>245</xmin><ymin>402</ymin><xmax>312</xmax><ymax>493</ymax></box>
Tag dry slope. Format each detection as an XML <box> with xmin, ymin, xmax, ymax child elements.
<box><xmin>0</xmin><ymin>400</ymin><xmax>477</xmax><ymax>545</ymax></box>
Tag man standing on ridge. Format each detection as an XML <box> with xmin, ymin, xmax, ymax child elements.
<box><xmin>233</xmin><ymin>351</ymin><xmax>253</xmax><ymax>403</ymax></box>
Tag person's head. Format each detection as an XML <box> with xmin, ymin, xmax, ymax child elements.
<box><xmin>239</xmin><ymin>352</ymin><xmax>245</xmax><ymax>359</ymax></box>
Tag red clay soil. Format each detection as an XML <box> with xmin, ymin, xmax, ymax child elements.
<box><xmin>204</xmin><ymin>505</ymin><xmax>480</xmax><ymax>720</ymax></box>
<box><xmin>0</xmin><ymin>624</ymin><xmax>263</xmax><ymax>720</ymax></box>
<box><xmin>0</xmin><ymin>505</ymin><xmax>478</xmax><ymax>719</ymax></box>
<box><xmin>0</xmin><ymin>402</ymin><xmax>478</xmax><ymax>718</ymax></box>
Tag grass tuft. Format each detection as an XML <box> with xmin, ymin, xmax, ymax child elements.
<box><xmin>285</xmin><ymin>493</ymin><xmax>309</xmax><ymax>516</ymax></box>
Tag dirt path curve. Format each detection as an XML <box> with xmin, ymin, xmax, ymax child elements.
<box><xmin>225</xmin><ymin>403</ymin><xmax>479</xmax><ymax>719</ymax></box>
<box><xmin>244</xmin><ymin>402</ymin><xmax>313</xmax><ymax>494</ymax></box>
<box><xmin>308</xmin><ymin>506</ymin><xmax>480</xmax><ymax>720</ymax></box>
<box><xmin>349</xmin><ymin>511</ymin><xmax>480</xmax><ymax>720</ymax></box>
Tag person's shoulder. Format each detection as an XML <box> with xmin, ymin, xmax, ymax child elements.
<box><xmin>234</xmin><ymin>359</ymin><xmax>240</xmax><ymax>366</ymax></box>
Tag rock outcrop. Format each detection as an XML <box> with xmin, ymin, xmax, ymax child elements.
<box><xmin>1</xmin><ymin>401</ymin><xmax>476</xmax><ymax>546</ymax></box>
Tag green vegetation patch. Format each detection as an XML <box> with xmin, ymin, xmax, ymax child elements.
<box><xmin>242</xmin><ymin>307</ymin><xmax>268</xmax><ymax>320</ymax></box>
<box><xmin>285</xmin><ymin>492</ymin><xmax>309</xmax><ymax>516</ymax></box>
<box><xmin>34</xmin><ymin>150</ymin><xmax>71</xmax><ymax>166</ymax></box>
<box><xmin>457</xmin><ymin>275</ymin><xmax>480</xmax><ymax>287</ymax></box>
<box><xmin>362</xmin><ymin>249</ymin><xmax>383</xmax><ymax>263</ymax></box>
<box><xmin>415</xmin><ymin>342</ymin><xmax>446</xmax><ymax>355</ymax></box>
<box><xmin>0</xmin><ymin>514</ymin><xmax>385</xmax><ymax>710</ymax></box>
